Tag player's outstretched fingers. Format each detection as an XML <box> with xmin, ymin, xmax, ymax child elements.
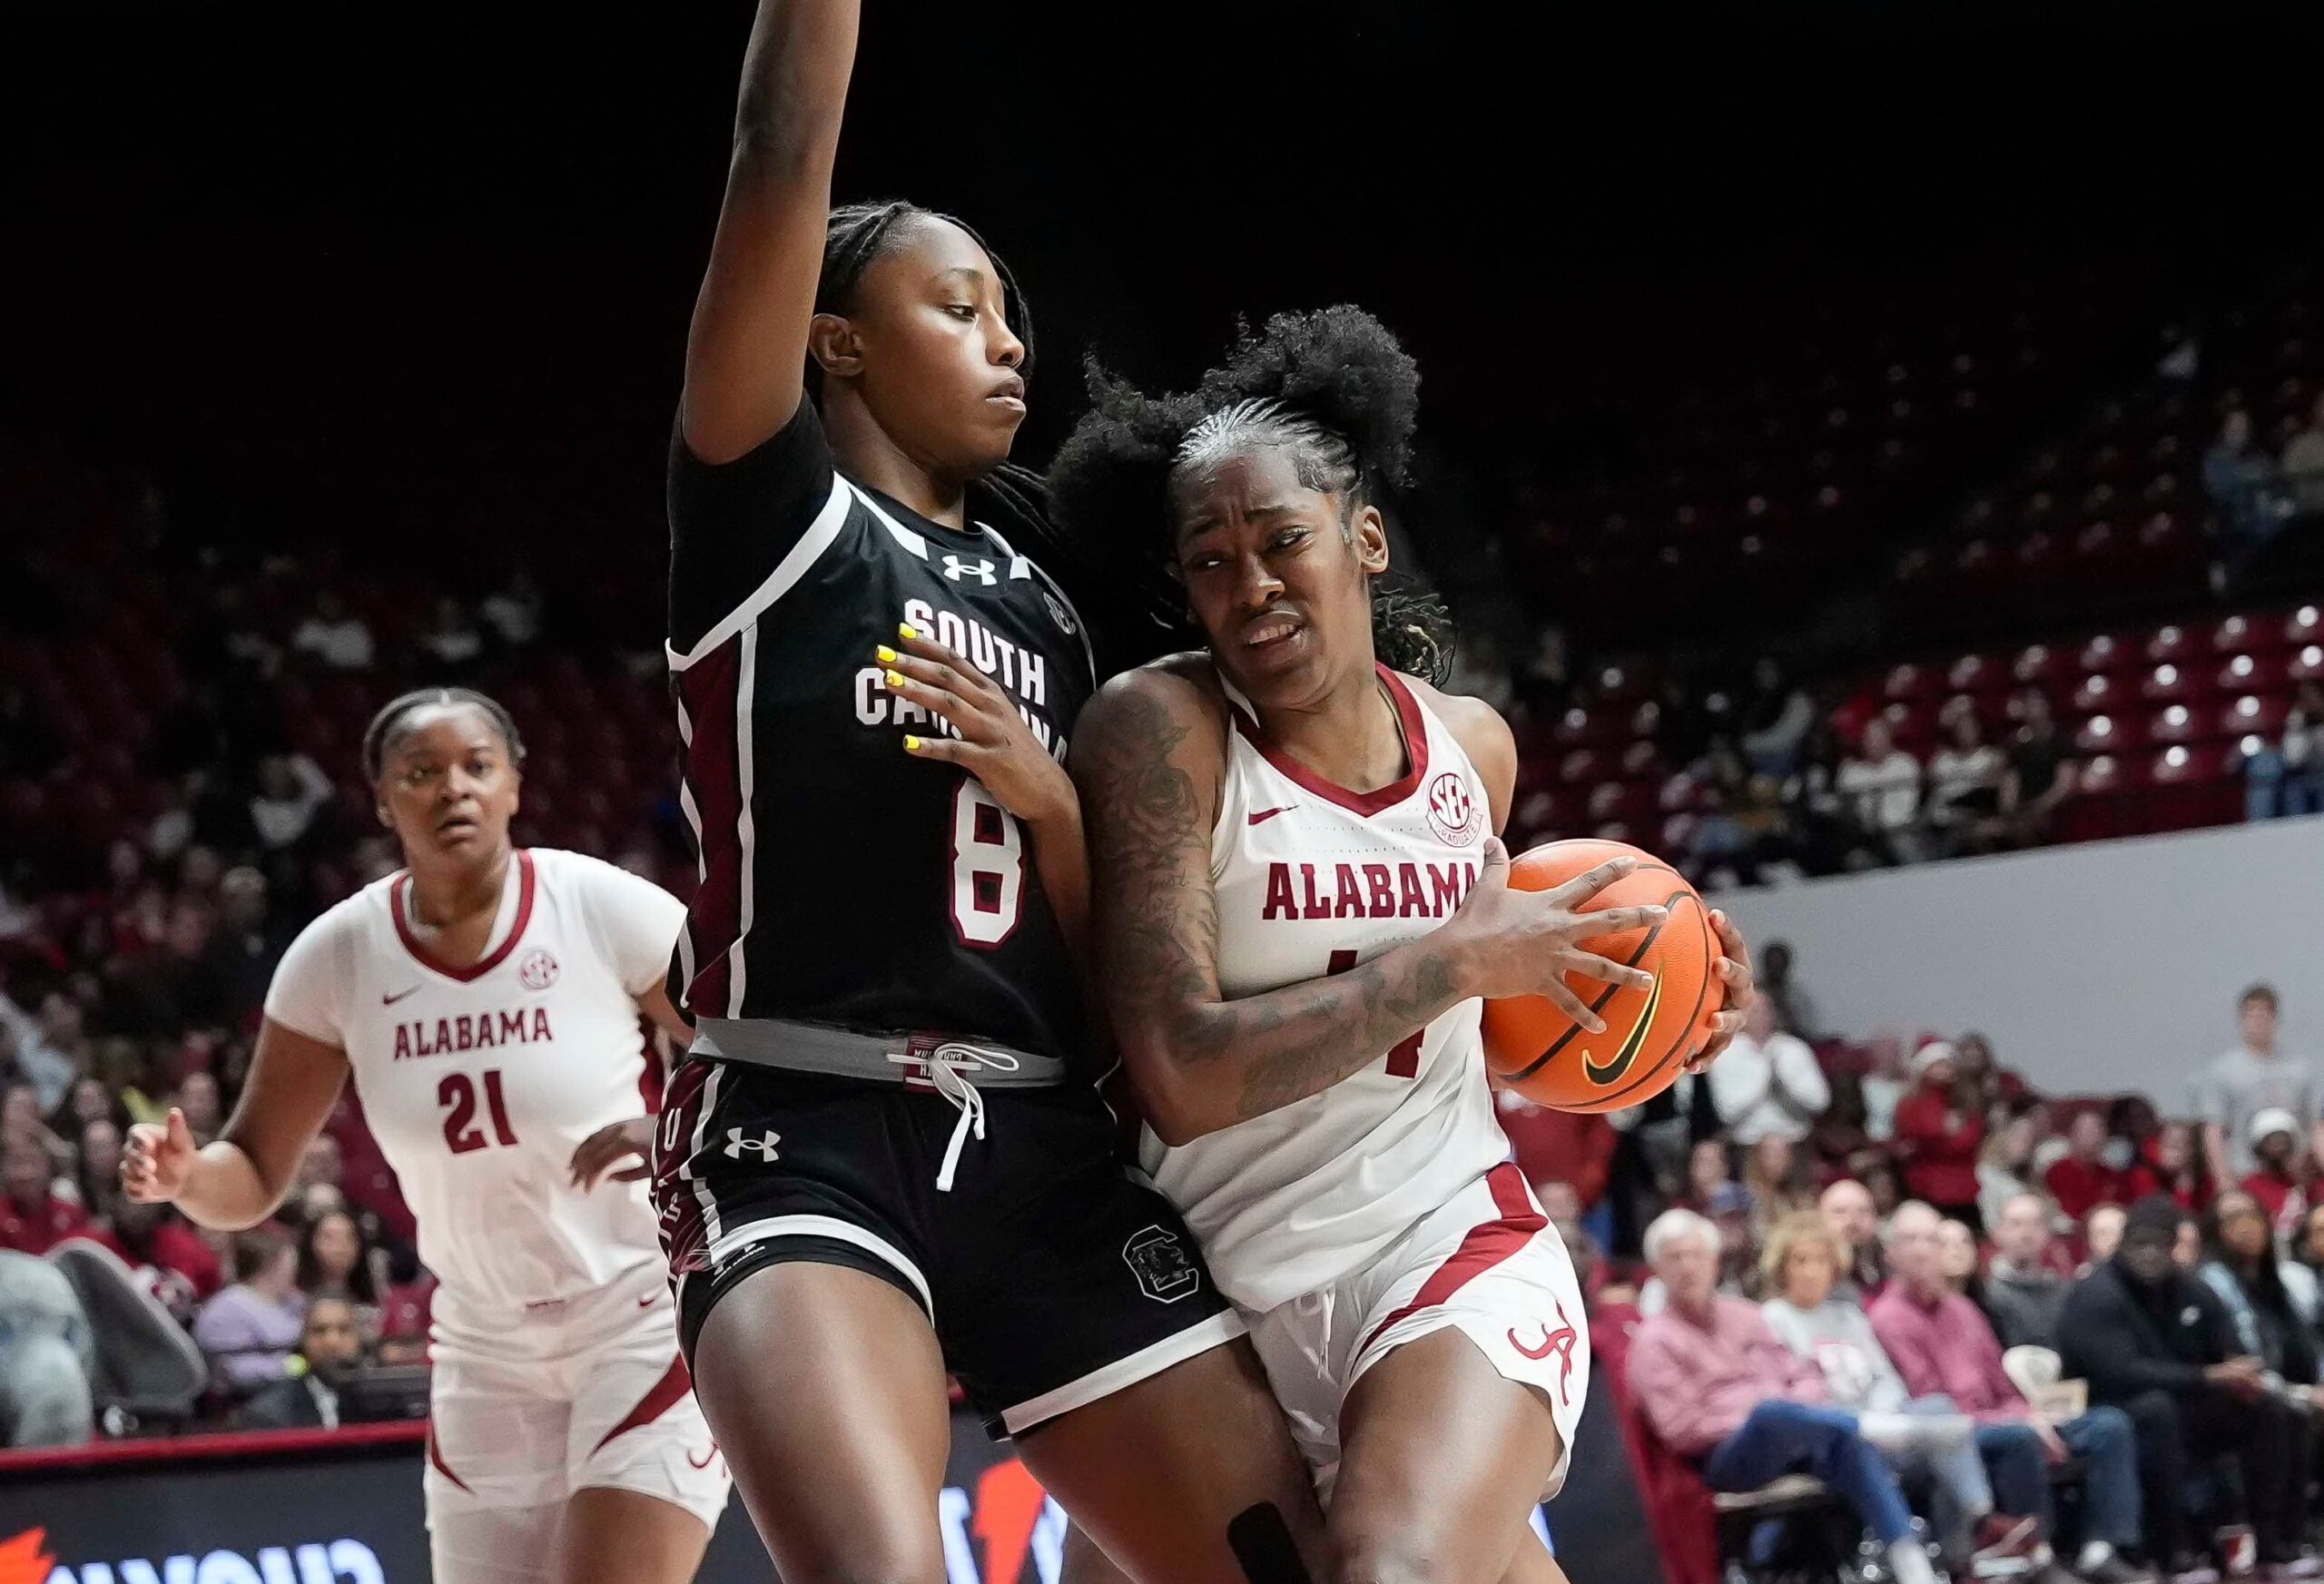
<box><xmin>1543</xmin><ymin>855</ymin><xmax>1638</xmax><ymax>908</ymax></box>
<box><xmin>1561</xmin><ymin>952</ymin><xmax>1656</xmax><ymax>992</ymax></box>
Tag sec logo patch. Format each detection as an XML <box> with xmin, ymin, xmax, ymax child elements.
<box><xmin>1423</xmin><ymin>771</ymin><xmax>1483</xmax><ymax>846</ymax></box>
<box><xmin>517</xmin><ymin>949</ymin><xmax>560</xmax><ymax>991</ymax></box>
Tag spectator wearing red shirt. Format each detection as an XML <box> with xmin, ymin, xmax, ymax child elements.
<box><xmin>0</xmin><ymin>1138</ymin><xmax>123</xmax><ymax>1257</ymax></box>
<box><xmin>2043</xmin><ymin>1110</ymin><xmax>2156</xmax><ymax>1224</ymax></box>
<box><xmin>2240</xmin><ymin>1108</ymin><xmax>2311</xmax><ymax>1244</ymax></box>
<box><xmin>1894</xmin><ymin>1044</ymin><xmax>1988</xmax><ymax>1235</ymax></box>
<box><xmin>1494</xmin><ymin>1089</ymin><xmax>1615</xmax><ymax>1210</ymax></box>
<box><xmin>2142</xmin><ymin>1118</ymin><xmax>2211</xmax><ymax>1213</ymax></box>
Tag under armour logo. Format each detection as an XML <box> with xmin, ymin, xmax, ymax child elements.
<box><xmin>721</xmin><ymin>1127</ymin><xmax>782</xmax><ymax>1161</ymax></box>
<box><xmin>941</xmin><ymin>555</ymin><xmax>996</xmax><ymax>585</ymax></box>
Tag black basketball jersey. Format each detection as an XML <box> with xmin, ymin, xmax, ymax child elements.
<box><xmin>665</xmin><ymin>400</ymin><xmax>1095</xmax><ymax>1066</ymax></box>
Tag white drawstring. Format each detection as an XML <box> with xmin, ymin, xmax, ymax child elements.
<box><xmin>889</xmin><ymin>1043</ymin><xmax>1019</xmax><ymax>1192</ymax></box>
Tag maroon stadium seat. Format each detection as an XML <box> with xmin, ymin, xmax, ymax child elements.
<box><xmin>2220</xmin><ymin>694</ymin><xmax>2289</xmax><ymax>737</ymax></box>
<box><xmin>2138</xmin><ymin>663</ymin><xmax>2208</xmax><ymax>704</ymax></box>
<box><xmin>2145</xmin><ymin>625</ymin><xmax>2194</xmax><ymax>664</ymax></box>
<box><xmin>2070</xmin><ymin>674</ymin><xmax>2122</xmax><ymax>715</ymax></box>
<box><xmin>2290</xmin><ymin>644</ymin><xmax>2324</xmax><ymax>683</ymax></box>
<box><xmin>2148</xmin><ymin>705</ymin><xmax>2201</xmax><ymax>745</ymax></box>
<box><xmin>2012</xmin><ymin>644</ymin><xmax>2073</xmax><ymax>689</ymax></box>
<box><xmin>1884</xmin><ymin>663</ymin><xmax>1940</xmax><ymax>703</ymax></box>
<box><xmin>1558</xmin><ymin>748</ymin><xmax>1604</xmax><ymax>786</ymax></box>
<box><xmin>2077</xmin><ymin>634</ymin><xmax>2134</xmax><ymax>674</ymax></box>
<box><xmin>2075</xmin><ymin>713</ymin><xmax>2142</xmax><ymax>754</ymax></box>
<box><xmin>2217</xmin><ymin>654</ymin><xmax>2286</xmax><ymax>694</ymax></box>
<box><xmin>2287</xmin><ymin>605</ymin><xmax>2324</xmax><ymax>648</ymax></box>
<box><xmin>1947</xmin><ymin>653</ymin><xmax>2006</xmax><ymax>699</ymax></box>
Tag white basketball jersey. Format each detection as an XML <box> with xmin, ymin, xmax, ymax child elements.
<box><xmin>1137</xmin><ymin>664</ymin><xmax>1512</xmax><ymax>1313</ymax></box>
<box><xmin>265</xmin><ymin>849</ymin><xmax>684</xmax><ymax>1332</ymax></box>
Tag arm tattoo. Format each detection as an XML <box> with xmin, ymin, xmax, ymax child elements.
<box><xmin>1077</xmin><ymin>677</ymin><xmax>1470</xmax><ymax>1132</ymax></box>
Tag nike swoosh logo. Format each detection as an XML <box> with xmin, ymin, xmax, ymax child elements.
<box><xmin>380</xmin><ymin>985</ymin><xmax>421</xmax><ymax>1006</ymax></box>
<box><xmin>1248</xmin><ymin>805</ymin><xmax>1295</xmax><ymax>826</ymax></box>
<box><xmin>1584</xmin><ymin>971</ymin><xmax>1661</xmax><ymax>1087</ymax></box>
<box><xmin>686</xmin><ymin>1444</ymin><xmax>720</xmax><ymax>1470</ymax></box>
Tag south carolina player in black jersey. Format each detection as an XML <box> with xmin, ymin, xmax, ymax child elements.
<box><xmin>651</xmin><ymin>3</ymin><xmax>1324</xmax><ymax>1582</ymax></box>
<box><xmin>123</xmin><ymin>689</ymin><xmax>728</xmax><ymax>1584</ymax></box>
<box><xmin>1049</xmin><ymin>310</ymin><xmax>1757</xmax><ymax>1584</ymax></box>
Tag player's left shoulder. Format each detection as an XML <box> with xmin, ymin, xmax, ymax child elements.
<box><xmin>1400</xmin><ymin>674</ymin><xmax>1515</xmax><ymax>789</ymax></box>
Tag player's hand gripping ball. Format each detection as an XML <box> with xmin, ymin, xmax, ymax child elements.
<box><xmin>1481</xmin><ymin>840</ymin><xmax>1727</xmax><ymax>1113</ymax></box>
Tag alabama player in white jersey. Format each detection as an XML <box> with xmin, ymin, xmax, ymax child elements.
<box><xmin>1054</xmin><ymin>308</ymin><xmax>1754</xmax><ymax>1584</ymax></box>
<box><xmin>123</xmin><ymin>688</ymin><xmax>728</xmax><ymax>1584</ymax></box>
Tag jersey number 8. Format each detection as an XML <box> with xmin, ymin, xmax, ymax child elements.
<box><xmin>948</xmin><ymin>777</ymin><xmax>1026</xmax><ymax>949</ymax></box>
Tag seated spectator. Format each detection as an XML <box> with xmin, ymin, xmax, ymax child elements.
<box><xmin>1926</xmin><ymin>703</ymin><xmax>2006</xmax><ymax>857</ymax></box>
<box><xmin>1539</xmin><ymin>1179</ymin><xmax>1609</xmax><ymax>1301</ymax></box>
<box><xmin>1874</xmin><ymin>1203</ymin><xmax>2150</xmax><ymax>1584</ymax></box>
<box><xmin>1758</xmin><ymin>940</ymin><xmax>1821</xmax><ymax>1042</ymax></box>
<box><xmin>2193</xmin><ymin>1191</ymin><xmax>2319</xmax><ymax>1411</ymax></box>
<box><xmin>2240</xmin><ymin>1109</ymin><xmax>2311</xmax><ymax>1244</ymax></box>
<box><xmin>234</xmin><ymin>1294</ymin><xmax>371</xmax><ymax>1432</ymax></box>
<box><xmin>288</xmin><ymin>589</ymin><xmax>374</xmax><ymax>671</ymax></box>
<box><xmin>1495</xmin><ymin>1088</ymin><xmax>1615</xmax><ymax>1217</ymax></box>
<box><xmin>1757</xmin><ymin>1211</ymin><xmax>2020</xmax><ymax>1570</ymax></box>
<box><xmin>1999</xmin><ymin>691</ymin><xmax>2076</xmax><ymax>848</ymax></box>
<box><xmin>2244</xmin><ymin>681</ymin><xmax>2323</xmax><ymax>822</ymax></box>
<box><xmin>1979</xmin><ymin>1103</ymin><xmax>2052</xmax><ymax>1233</ymax></box>
<box><xmin>0</xmin><ymin>1137</ymin><xmax>120</xmax><ymax>1256</ymax></box>
<box><xmin>1625</xmin><ymin>1208</ymin><xmax>1941</xmax><ymax>1584</ymax></box>
<box><xmin>1823</xmin><ymin>1176</ymin><xmax>1888</xmax><ymax>1300</ymax></box>
<box><xmin>2143</xmin><ymin>1119</ymin><xmax>2211</xmax><ymax>1215</ymax></box>
<box><xmin>2290</xmin><ymin>1205</ymin><xmax>2324</xmax><ymax>1332</ymax></box>
<box><xmin>174</xmin><ymin>1069</ymin><xmax>222</xmax><ymax>1146</ymax></box>
<box><xmin>414</xmin><ymin>596</ymin><xmax>485</xmax><ymax>673</ymax></box>
<box><xmin>2061</xmin><ymin>1195</ymin><xmax>2309</xmax><ymax>1578</ymax></box>
<box><xmin>1710</xmin><ymin>996</ymin><xmax>1830</xmax><ymax>1146</ymax></box>
<box><xmin>1894</xmin><ymin>1043</ymin><xmax>1986</xmax><ymax>1234</ymax></box>
<box><xmin>2047</xmin><ymin>1109</ymin><xmax>2157</xmax><ymax>1224</ymax></box>
<box><xmin>1681</xmin><ymin>1136</ymin><xmax>1736</xmax><ymax>1213</ymax></box>
<box><xmin>192</xmin><ymin>1227</ymin><xmax>305</xmax><ymax>1397</ymax></box>
<box><xmin>1810</xmin><ymin>1071</ymin><xmax>1876</xmax><ymax>1183</ymax></box>
<box><xmin>1739</xmin><ymin>656</ymin><xmax>1816</xmax><ymax>777</ymax></box>
<box><xmin>111</xmin><ymin>1196</ymin><xmax>219</xmax><ymax>1319</ymax></box>
<box><xmin>296</xmin><ymin>1207</ymin><xmax>379</xmax><ymax>1310</ymax></box>
<box><xmin>0</xmin><ymin>1249</ymin><xmax>94</xmax><ymax>1448</ymax></box>
<box><xmin>3</xmin><ymin>1080</ymin><xmax>72</xmax><ymax>1173</ymax></box>
<box><xmin>1837</xmin><ymin>717</ymin><xmax>1924</xmax><ymax>865</ymax></box>
<box><xmin>2081</xmin><ymin>1203</ymin><xmax>2128</xmax><ymax>1272</ymax></box>
<box><xmin>1985</xmin><ymin>1193</ymin><xmax>2073</xmax><ymax>1351</ymax></box>
<box><xmin>2281</xmin><ymin>391</ymin><xmax>2324</xmax><ymax>515</ymax></box>
<box><xmin>1935</xmin><ymin>1218</ymin><xmax>1982</xmax><ymax>1302</ymax></box>
<box><xmin>2202</xmin><ymin>408</ymin><xmax>2295</xmax><ymax>576</ymax></box>
<box><xmin>1743</xmin><ymin>1133</ymin><xmax>1818</xmax><ymax>1242</ymax></box>
<box><xmin>0</xmin><ymin>989</ymin><xmax>80</xmax><ymax>1114</ymax></box>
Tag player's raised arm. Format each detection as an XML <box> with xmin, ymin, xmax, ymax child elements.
<box><xmin>1073</xmin><ymin>668</ymin><xmax>1664</xmax><ymax>1146</ymax></box>
<box><xmin>679</xmin><ymin>0</ymin><xmax>860</xmax><ymax>465</ymax></box>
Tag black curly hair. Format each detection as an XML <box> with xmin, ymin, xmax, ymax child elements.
<box><xmin>360</xmin><ymin>687</ymin><xmax>526</xmax><ymax>783</ymax></box>
<box><xmin>812</xmin><ymin>202</ymin><xmax>1057</xmax><ymax>567</ymax></box>
<box><xmin>1048</xmin><ymin>305</ymin><xmax>1453</xmax><ymax>683</ymax></box>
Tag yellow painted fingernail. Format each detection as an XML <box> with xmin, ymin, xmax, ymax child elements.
<box><xmin>903</xmin><ymin>735</ymin><xmax>921</xmax><ymax>752</ymax></box>
<box><xmin>899</xmin><ymin>622</ymin><xmax>918</xmax><ymax>640</ymax></box>
<box><xmin>874</xmin><ymin>645</ymin><xmax>897</xmax><ymax>664</ymax></box>
<box><xmin>885</xmin><ymin>670</ymin><xmax>905</xmax><ymax>688</ymax></box>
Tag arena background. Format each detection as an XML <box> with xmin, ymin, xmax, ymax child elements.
<box><xmin>4</xmin><ymin>2</ymin><xmax>2323</xmax><ymax>1581</ymax></box>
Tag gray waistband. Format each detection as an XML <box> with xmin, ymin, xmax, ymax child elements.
<box><xmin>689</xmin><ymin>1017</ymin><xmax>1068</xmax><ymax>1088</ymax></box>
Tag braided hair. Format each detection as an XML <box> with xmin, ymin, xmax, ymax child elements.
<box><xmin>812</xmin><ymin>202</ymin><xmax>1059</xmax><ymax>576</ymax></box>
<box><xmin>1048</xmin><ymin>305</ymin><xmax>1453</xmax><ymax>683</ymax></box>
<box><xmin>360</xmin><ymin>687</ymin><xmax>527</xmax><ymax>783</ymax></box>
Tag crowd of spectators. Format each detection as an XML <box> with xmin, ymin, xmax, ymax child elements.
<box><xmin>1499</xmin><ymin>976</ymin><xmax>2324</xmax><ymax>1582</ymax></box>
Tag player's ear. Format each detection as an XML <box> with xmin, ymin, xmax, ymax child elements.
<box><xmin>375</xmin><ymin>803</ymin><xmax>392</xmax><ymax>829</ymax></box>
<box><xmin>1350</xmin><ymin>503</ymin><xmax>1390</xmax><ymax>576</ymax></box>
<box><xmin>806</xmin><ymin>312</ymin><xmax>864</xmax><ymax>381</ymax></box>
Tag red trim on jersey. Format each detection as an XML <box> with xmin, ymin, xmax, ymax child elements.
<box><xmin>426</xmin><ymin>1418</ymin><xmax>474</xmax><ymax>1493</ymax></box>
<box><xmin>1227</xmin><ymin>663</ymin><xmax>1430</xmax><ymax>817</ymax></box>
<box><xmin>590</xmin><ymin>1354</ymin><xmax>693</xmax><ymax>1454</ymax></box>
<box><xmin>675</xmin><ymin>641</ymin><xmax>746</xmax><ymax>1017</ymax></box>
<box><xmin>1357</xmin><ymin>1162</ymin><xmax>1545</xmax><ymax>1353</ymax></box>
<box><xmin>390</xmin><ymin>851</ymin><xmax>537</xmax><ymax>984</ymax></box>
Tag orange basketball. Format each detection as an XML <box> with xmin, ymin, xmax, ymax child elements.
<box><xmin>1480</xmin><ymin>838</ymin><xmax>1720</xmax><ymax>1114</ymax></box>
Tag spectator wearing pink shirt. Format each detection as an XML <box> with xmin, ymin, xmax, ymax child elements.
<box><xmin>1870</xmin><ymin>1203</ymin><xmax>2149</xmax><ymax>1583</ymax></box>
<box><xmin>1627</xmin><ymin>1208</ymin><xmax>1940</xmax><ymax>1584</ymax></box>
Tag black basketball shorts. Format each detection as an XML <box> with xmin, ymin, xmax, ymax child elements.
<box><xmin>652</xmin><ymin>1058</ymin><xmax>1241</xmax><ymax>1437</ymax></box>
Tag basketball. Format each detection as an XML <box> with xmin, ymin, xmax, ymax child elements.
<box><xmin>1480</xmin><ymin>839</ymin><xmax>1721</xmax><ymax>1114</ymax></box>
